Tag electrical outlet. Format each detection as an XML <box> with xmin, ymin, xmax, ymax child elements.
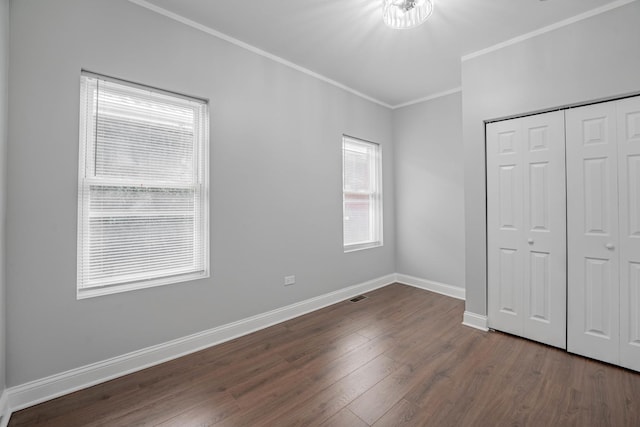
<box><xmin>284</xmin><ymin>275</ymin><xmax>296</xmax><ymax>286</ymax></box>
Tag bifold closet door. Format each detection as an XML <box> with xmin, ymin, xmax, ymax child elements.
<box><xmin>617</xmin><ymin>96</ymin><xmax>640</xmax><ymax>372</ymax></box>
<box><xmin>566</xmin><ymin>96</ymin><xmax>640</xmax><ymax>372</ymax></box>
<box><xmin>487</xmin><ymin>111</ymin><xmax>566</xmax><ymax>348</ymax></box>
<box><xmin>566</xmin><ymin>102</ymin><xmax>620</xmax><ymax>365</ymax></box>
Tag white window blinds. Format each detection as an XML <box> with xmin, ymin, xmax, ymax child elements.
<box><xmin>77</xmin><ymin>72</ymin><xmax>209</xmax><ymax>298</ymax></box>
<box><xmin>342</xmin><ymin>136</ymin><xmax>382</xmax><ymax>251</ymax></box>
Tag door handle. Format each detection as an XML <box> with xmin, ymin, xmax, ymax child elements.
<box><xmin>605</xmin><ymin>243</ymin><xmax>615</xmax><ymax>250</ymax></box>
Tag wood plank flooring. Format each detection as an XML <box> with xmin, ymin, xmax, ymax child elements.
<box><xmin>9</xmin><ymin>284</ymin><xmax>640</xmax><ymax>426</ymax></box>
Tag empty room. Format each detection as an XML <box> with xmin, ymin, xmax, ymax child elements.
<box><xmin>0</xmin><ymin>0</ymin><xmax>640</xmax><ymax>425</ymax></box>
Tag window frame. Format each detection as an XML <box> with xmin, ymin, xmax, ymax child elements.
<box><xmin>77</xmin><ymin>71</ymin><xmax>210</xmax><ymax>299</ymax></box>
<box><xmin>342</xmin><ymin>135</ymin><xmax>383</xmax><ymax>252</ymax></box>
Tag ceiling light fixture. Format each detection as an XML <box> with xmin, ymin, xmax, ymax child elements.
<box><xmin>382</xmin><ymin>0</ymin><xmax>434</xmax><ymax>29</ymax></box>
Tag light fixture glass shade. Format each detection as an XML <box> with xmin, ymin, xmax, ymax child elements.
<box><xmin>382</xmin><ymin>0</ymin><xmax>434</xmax><ymax>30</ymax></box>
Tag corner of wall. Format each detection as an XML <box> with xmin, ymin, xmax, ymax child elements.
<box><xmin>0</xmin><ymin>0</ymin><xmax>10</xmax><ymax>398</ymax></box>
<box><xmin>390</xmin><ymin>108</ymin><xmax>401</xmax><ymax>275</ymax></box>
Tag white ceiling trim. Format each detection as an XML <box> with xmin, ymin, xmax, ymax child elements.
<box><xmin>127</xmin><ymin>0</ymin><xmax>393</xmax><ymax>109</ymax></box>
<box><xmin>462</xmin><ymin>0</ymin><xmax>637</xmax><ymax>62</ymax></box>
<box><xmin>392</xmin><ymin>87</ymin><xmax>462</xmax><ymax>110</ymax></box>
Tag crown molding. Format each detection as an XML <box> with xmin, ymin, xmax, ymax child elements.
<box><xmin>127</xmin><ymin>0</ymin><xmax>393</xmax><ymax>109</ymax></box>
<box><xmin>462</xmin><ymin>0</ymin><xmax>638</xmax><ymax>62</ymax></box>
<box><xmin>392</xmin><ymin>87</ymin><xmax>462</xmax><ymax>110</ymax></box>
<box><xmin>128</xmin><ymin>0</ymin><xmax>638</xmax><ymax>111</ymax></box>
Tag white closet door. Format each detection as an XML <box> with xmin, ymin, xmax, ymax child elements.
<box><xmin>487</xmin><ymin>119</ymin><xmax>524</xmax><ymax>337</ymax></box>
<box><xmin>487</xmin><ymin>111</ymin><xmax>566</xmax><ymax>348</ymax></box>
<box><xmin>617</xmin><ymin>96</ymin><xmax>640</xmax><ymax>372</ymax></box>
<box><xmin>566</xmin><ymin>102</ymin><xmax>620</xmax><ymax>364</ymax></box>
<box><xmin>520</xmin><ymin>113</ymin><xmax>566</xmax><ymax>347</ymax></box>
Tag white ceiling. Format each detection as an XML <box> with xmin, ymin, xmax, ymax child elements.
<box><xmin>139</xmin><ymin>0</ymin><xmax>628</xmax><ymax>107</ymax></box>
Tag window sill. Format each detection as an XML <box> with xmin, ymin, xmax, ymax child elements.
<box><xmin>344</xmin><ymin>242</ymin><xmax>383</xmax><ymax>253</ymax></box>
<box><xmin>77</xmin><ymin>270</ymin><xmax>209</xmax><ymax>299</ymax></box>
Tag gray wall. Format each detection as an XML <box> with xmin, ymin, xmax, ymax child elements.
<box><xmin>0</xmin><ymin>0</ymin><xmax>8</xmax><ymax>393</ymax></box>
<box><xmin>462</xmin><ymin>1</ymin><xmax>640</xmax><ymax>316</ymax></box>
<box><xmin>394</xmin><ymin>93</ymin><xmax>465</xmax><ymax>288</ymax></box>
<box><xmin>6</xmin><ymin>0</ymin><xmax>395</xmax><ymax>386</ymax></box>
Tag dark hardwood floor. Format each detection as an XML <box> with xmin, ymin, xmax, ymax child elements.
<box><xmin>9</xmin><ymin>283</ymin><xmax>640</xmax><ymax>426</ymax></box>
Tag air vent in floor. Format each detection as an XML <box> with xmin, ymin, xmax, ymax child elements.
<box><xmin>349</xmin><ymin>295</ymin><xmax>367</xmax><ymax>303</ymax></box>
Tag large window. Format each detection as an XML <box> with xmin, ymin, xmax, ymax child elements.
<box><xmin>77</xmin><ymin>72</ymin><xmax>209</xmax><ymax>298</ymax></box>
<box><xmin>342</xmin><ymin>135</ymin><xmax>383</xmax><ymax>251</ymax></box>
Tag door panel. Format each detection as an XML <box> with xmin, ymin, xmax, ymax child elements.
<box><xmin>498</xmin><ymin>248</ymin><xmax>519</xmax><ymax>316</ymax></box>
<box><xmin>487</xmin><ymin>111</ymin><xmax>566</xmax><ymax>348</ymax></box>
<box><xmin>566</xmin><ymin>102</ymin><xmax>620</xmax><ymax>364</ymax></box>
<box><xmin>627</xmin><ymin>262</ymin><xmax>640</xmax><ymax>341</ymax></box>
<box><xmin>521</xmin><ymin>112</ymin><xmax>566</xmax><ymax>348</ymax></box>
<box><xmin>583</xmin><ymin>158</ymin><xmax>611</xmax><ymax>234</ymax></box>
<box><xmin>627</xmin><ymin>156</ymin><xmax>640</xmax><ymax>236</ymax></box>
<box><xmin>618</xmin><ymin>96</ymin><xmax>640</xmax><ymax>371</ymax></box>
<box><xmin>529</xmin><ymin>162</ymin><xmax>550</xmax><ymax>231</ymax></box>
<box><xmin>529</xmin><ymin>251</ymin><xmax>550</xmax><ymax>322</ymax></box>
<box><xmin>499</xmin><ymin>165</ymin><xmax>519</xmax><ymax>230</ymax></box>
<box><xmin>488</xmin><ymin>120</ymin><xmax>524</xmax><ymax>336</ymax></box>
<box><xmin>584</xmin><ymin>257</ymin><xmax>613</xmax><ymax>338</ymax></box>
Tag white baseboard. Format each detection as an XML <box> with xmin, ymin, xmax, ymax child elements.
<box><xmin>396</xmin><ymin>273</ymin><xmax>465</xmax><ymax>300</ymax></box>
<box><xmin>462</xmin><ymin>311</ymin><xmax>489</xmax><ymax>331</ymax></box>
<box><xmin>6</xmin><ymin>273</ymin><xmax>397</xmax><ymax>415</ymax></box>
<box><xmin>0</xmin><ymin>390</ymin><xmax>9</xmax><ymax>427</ymax></box>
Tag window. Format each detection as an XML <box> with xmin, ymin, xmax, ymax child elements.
<box><xmin>77</xmin><ymin>72</ymin><xmax>209</xmax><ymax>298</ymax></box>
<box><xmin>342</xmin><ymin>135</ymin><xmax>382</xmax><ymax>251</ymax></box>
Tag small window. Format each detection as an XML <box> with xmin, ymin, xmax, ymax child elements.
<box><xmin>77</xmin><ymin>72</ymin><xmax>209</xmax><ymax>298</ymax></box>
<box><xmin>342</xmin><ymin>135</ymin><xmax>383</xmax><ymax>252</ymax></box>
